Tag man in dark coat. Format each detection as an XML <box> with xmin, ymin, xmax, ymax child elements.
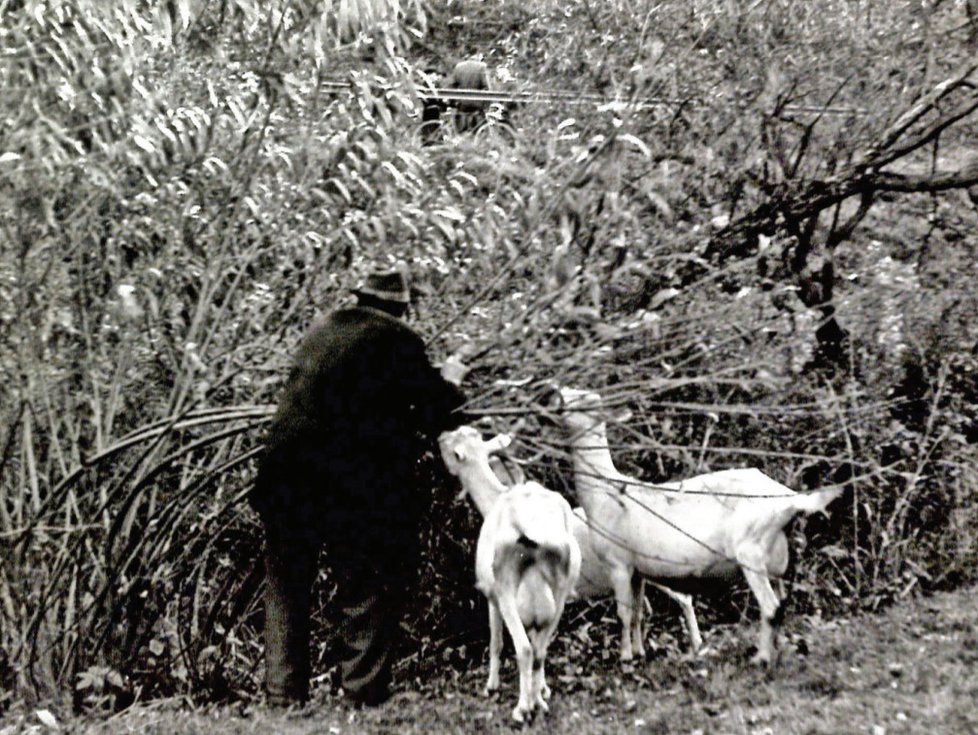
<box><xmin>249</xmin><ymin>266</ymin><xmax>469</xmax><ymax>707</ymax></box>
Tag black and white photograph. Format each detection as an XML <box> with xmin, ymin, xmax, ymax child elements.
<box><xmin>2</xmin><ymin>1</ymin><xmax>977</xmax><ymax>732</ymax></box>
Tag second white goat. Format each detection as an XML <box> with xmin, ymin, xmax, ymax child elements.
<box><xmin>557</xmin><ymin>386</ymin><xmax>842</xmax><ymax>666</ymax></box>
<box><xmin>439</xmin><ymin>426</ymin><xmax>581</xmax><ymax>723</ymax></box>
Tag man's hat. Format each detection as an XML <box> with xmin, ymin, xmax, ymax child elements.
<box><xmin>353</xmin><ymin>265</ymin><xmax>411</xmax><ymax>304</ymax></box>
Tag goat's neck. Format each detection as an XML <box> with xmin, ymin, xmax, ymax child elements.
<box><xmin>567</xmin><ymin>423</ymin><xmax>621</xmax><ymax>496</ymax></box>
<box><xmin>457</xmin><ymin>462</ymin><xmax>508</xmax><ymax>518</ymax></box>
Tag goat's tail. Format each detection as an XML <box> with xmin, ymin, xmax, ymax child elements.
<box><xmin>501</xmin><ymin>483</ymin><xmax>580</xmax><ymax>627</ymax></box>
<box><xmin>514</xmin><ymin>537</ymin><xmax>577</xmax><ymax>628</ymax></box>
<box><xmin>790</xmin><ymin>486</ymin><xmax>844</xmax><ymax>516</ymax></box>
<box><xmin>762</xmin><ymin>486</ymin><xmax>843</xmax><ymax>531</ymax></box>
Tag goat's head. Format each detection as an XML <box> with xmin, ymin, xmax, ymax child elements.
<box><xmin>438</xmin><ymin>425</ymin><xmax>512</xmax><ymax>478</ymax></box>
<box><xmin>552</xmin><ymin>386</ymin><xmax>632</xmax><ymax>434</ymax></box>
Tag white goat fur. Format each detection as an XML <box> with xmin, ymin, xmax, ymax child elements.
<box><xmin>558</xmin><ymin>387</ymin><xmax>842</xmax><ymax>665</ymax></box>
<box><xmin>490</xmin><ymin>447</ymin><xmax>702</xmax><ymax>654</ymax></box>
<box><xmin>572</xmin><ymin>507</ymin><xmax>702</xmax><ymax>655</ymax></box>
<box><xmin>439</xmin><ymin>426</ymin><xmax>581</xmax><ymax>723</ymax></box>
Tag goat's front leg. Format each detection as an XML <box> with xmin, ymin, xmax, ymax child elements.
<box><xmin>609</xmin><ymin>565</ymin><xmax>637</xmax><ymax>661</ymax></box>
<box><xmin>484</xmin><ymin>600</ymin><xmax>504</xmax><ymax>695</ymax></box>
<box><xmin>738</xmin><ymin>550</ymin><xmax>782</xmax><ymax>666</ymax></box>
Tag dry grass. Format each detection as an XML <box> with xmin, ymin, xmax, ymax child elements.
<box><xmin>6</xmin><ymin>583</ymin><xmax>973</xmax><ymax>735</ymax></box>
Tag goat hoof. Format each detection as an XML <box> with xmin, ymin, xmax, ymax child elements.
<box><xmin>511</xmin><ymin>704</ymin><xmax>532</xmax><ymax>723</ymax></box>
<box><xmin>535</xmin><ymin>697</ymin><xmax>550</xmax><ymax>713</ymax></box>
<box><xmin>540</xmin><ymin>682</ymin><xmax>551</xmax><ymax>700</ymax></box>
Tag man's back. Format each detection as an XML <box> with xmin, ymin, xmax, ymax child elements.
<box><xmin>256</xmin><ymin>305</ymin><xmax>464</xmax><ymax>498</ymax></box>
<box><xmin>268</xmin><ymin>307</ymin><xmax>424</xmax><ymax>449</ymax></box>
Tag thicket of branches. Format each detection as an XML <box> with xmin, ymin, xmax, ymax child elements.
<box><xmin>2</xmin><ymin>0</ymin><xmax>977</xmax><ymax>712</ymax></box>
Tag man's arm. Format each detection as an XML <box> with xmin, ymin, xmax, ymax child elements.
<box><xmin>395</xmin><ymin>332</ymin><xmax>472</xmax><ymax>435</ymax></box>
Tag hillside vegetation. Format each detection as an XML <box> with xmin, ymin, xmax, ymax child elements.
<box><xmin>2</xmin><ymin>0</ymin><xmax>977</xmax><ymax>714</ymax></box>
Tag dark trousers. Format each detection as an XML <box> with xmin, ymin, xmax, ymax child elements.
<box><xmin>258</xmin><ymin>504</ymin><xmax>417</xmax><ymax>706</ymax></box>
<box><xmin>331</xmin><ymin>567</ymin><xmax>405</xmax><ymax>704</ymax></box>
<box><xmin>261</xmin><ymin>525</ymin><xmax>317</xmax><ymax>705</ymax></box>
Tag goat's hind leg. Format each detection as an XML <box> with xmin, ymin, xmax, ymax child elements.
<box><xmin>630</xmin><ymin>575</ymin><xmax>646</xmax><ymax>658</ymax></box>
<box><xmin>535</xmin><ymin>586</ymin><xmax>576</xmax><ymax>707</ymax></box>
<box><xmin>738</xmin><ymin>552</ymin><xmax>782</xmax><ymax>666</ymax></box>
<box><xmin>678</xmin><ymin>592</ymin><xmax>703</xmax><ymax>653</ymax></box>
<box><xmin>494</xmin><ymin>579</ymin><xmax>536</xmax><ymax>722</ymax></box>
<box><xmin>528</xmin><ymin>627</ymin><xmax>551</xmax><ymax>711</ymax></box>
<box><xmin>530</xmin><ymin>602</ymin><xmax>566</xmax><ymax>709</ymax></box>
<box><xmin>652</xmin><ymin>583</ymin><xmax>702</xmax><ymax>653</ymax></box>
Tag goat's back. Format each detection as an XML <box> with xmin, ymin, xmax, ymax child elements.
<box><xmin>658</xmin><ymin>468</ymin><xmax>793</xmax><ymax>502</ymax></box>
<box><xmin>500</xmin><ymin>482</ymin><xmax>575</xmax><ymax>549</ymax></box>
<box><xmin>475</xmin><ymin>482</ymin><xmax>580</xmax><ymax>591</ymax></box>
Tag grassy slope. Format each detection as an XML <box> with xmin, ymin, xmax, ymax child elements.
<box><xmin>13</xmin><ymin>583</ymin><xmax>975</xmax><ymax>735</ymax></box>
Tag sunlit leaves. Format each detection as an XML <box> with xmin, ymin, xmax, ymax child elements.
<box><xmin>324</xmin><ymin>0</ymin><xmax>427</xmax><ymax>45</ymax></box>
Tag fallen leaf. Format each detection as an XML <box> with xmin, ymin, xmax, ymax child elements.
<box><xmin>36</xmin><ymin>709</ymin><xmax>60</xmax><ymax>730</ymax></box>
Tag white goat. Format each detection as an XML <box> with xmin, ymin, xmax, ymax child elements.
<box><xmin>439</xmin><ymin>426</ymin><xmax>581</xmax><ymax>723</ymax></box>
<box><xmin>489</xmin><ymin>444</ymin><xmax>702</xmax><ymax>655</ymax></box>
<box><xmin>556</xmin><ymin>387</ymin><xmax>842</xmax><ymax>665</ymax></box>
<box><xmin>571</xmin><ymin>507</ymin><xmax>703</xmax><ymax>656</ymax></box>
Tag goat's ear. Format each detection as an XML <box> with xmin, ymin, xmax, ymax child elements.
<box><xmin>485</xmin><ymin>434</ymin><xmax>512</xmax><ymax>453</ymax></box>
<box><xmin>536</xmin><ymin>381</ymin><xmax>563</xmax><ymax>411</ymax></box>
<box><xmin>608</xmin><ymin>407</ymin><xmax>633</xmax><ymax>424</ymax></box>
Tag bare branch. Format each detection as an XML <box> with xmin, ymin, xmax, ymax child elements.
<box><xmin>872</xmin><ymin>160</ymin><xmax>978</xmax><ymax>193</ymax></box>
<box><xmin>872</xmin><ymin>94</ymin><xmax>978</xmax><ymax>170</ymax></box>
<box><xmin>861</xmin><ymin>61</ymin><xmax>978</xmax><ymax>163</ymax></box>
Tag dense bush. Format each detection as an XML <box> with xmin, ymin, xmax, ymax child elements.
<box><xmin>2</xmin><ymin>0</ymin><xmax>977</xmax><ymax>712</ymax></box>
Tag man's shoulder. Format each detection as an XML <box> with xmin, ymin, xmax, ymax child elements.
<box><xmin>307</xmin><ymin>307</ymin><xmax>421</xmax><ymax>344</ymax></box>
<box><xmin>331</xmin><ymin>306</ymin><xmax>400</xmax><ymax>325</ymax></box>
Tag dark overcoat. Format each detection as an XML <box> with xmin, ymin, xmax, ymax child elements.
<box><xmin>250</xmin><ymin>306</ymin><xmax>466</xmax><ymax>572</ymax></box>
